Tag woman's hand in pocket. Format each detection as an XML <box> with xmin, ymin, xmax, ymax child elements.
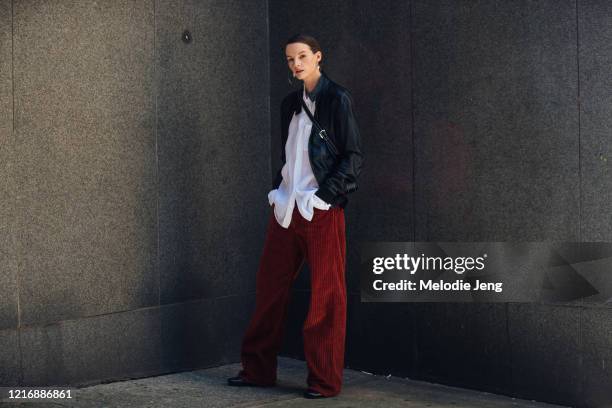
<box><xmin>312</xmin><ymin>193</ymin><xmax>331</xmax><ymax>210</ymax></box>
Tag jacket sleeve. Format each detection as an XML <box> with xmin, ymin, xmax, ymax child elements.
<box><xmin>315</xmin><ymin>91</ymin><xmax>363</xmax><ymax>203</ymax></box>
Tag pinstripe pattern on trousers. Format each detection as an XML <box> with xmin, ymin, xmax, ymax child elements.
<box><xmin>238</xmin><ymin>203</ymin><xmax>347</xmax><ymax>397</ymax></box>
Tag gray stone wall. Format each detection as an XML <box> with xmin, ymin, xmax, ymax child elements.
<box><xmin>0</xmin><ymin>0</ymin><xmax>269</xmax><ymax>387</ymax></box>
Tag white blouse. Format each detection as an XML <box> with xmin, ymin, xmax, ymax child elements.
<box><xmin>267</xmin><ymin>86</ymin><xmax>331</xmax><ymax>229</ymax></box>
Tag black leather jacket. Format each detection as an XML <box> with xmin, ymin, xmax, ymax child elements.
<box><xmin>273</xmin><ymin>71</ymin><xmax>363</xmax><ymax>209</ymax></box>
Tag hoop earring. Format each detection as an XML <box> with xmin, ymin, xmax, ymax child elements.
<box><xmin>287</xmin><ymin>72</ymin><xmax>293</xmax><ymax>86</ymax></box>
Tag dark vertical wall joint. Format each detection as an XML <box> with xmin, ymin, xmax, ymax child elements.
<box><xmin>409</xmin><ymin>0</ymin><xmax>416</xmax><ymax>244</ymax></box>
<box><xmin>575</xmin><ymin>0</ymin><xmax>582</xmax><ymax>242</ymax></box>
<box><xmin>266</xmin><ymin>0</ymin><xmax>272</xmax><ymax>190</ymax></box>
<box><xmin>154</xmin><ymin>0</ymin><xmax>160</xmax><ymax>311</ymax></box>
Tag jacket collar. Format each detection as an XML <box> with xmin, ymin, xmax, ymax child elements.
<box><xmin>291</xmin><ymin>70</ymin><xmax>332</xmax><ymax>117</ymax></box>
<box><xmin>303</xmin><ymin>70</ymin><xmax>329</xmax><ymax>103</ymax></box>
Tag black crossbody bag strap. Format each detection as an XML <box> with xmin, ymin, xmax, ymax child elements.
<box><xmin>300</xmin><ymin>98</ymin><xmax>340</xmax><ymax>157</ymax></box>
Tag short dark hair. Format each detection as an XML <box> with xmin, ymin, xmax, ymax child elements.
<box><xmin>285</xmin><ymin>33</ymin><xmax>322</xmax><ymax>55</ymax></box>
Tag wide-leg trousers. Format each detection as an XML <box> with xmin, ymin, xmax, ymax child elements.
<box><xmin>238</xmin><ymin>203</ymin><xmax>347</xmax><ymax>397</ymax></box>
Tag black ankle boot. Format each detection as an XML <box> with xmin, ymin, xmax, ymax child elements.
<box><xmin>227</xmin><ymin>376</ymin><xmax>258</xmax><ymax>387</ymax></box>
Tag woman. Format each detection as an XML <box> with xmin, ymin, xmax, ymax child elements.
<box><xmin>228</xmin><ymin>33</ymin><xmax>363</xmax><ymax>399</ymax></box>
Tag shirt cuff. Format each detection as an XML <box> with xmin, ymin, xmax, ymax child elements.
<box><xmin>312</xmin><ymin>193</ymin><xmax>331</xmax><ymax>210</ymax></box>
<box><xmin>314</xmin><ymin>187</ymin><xmax>335</xmax><ymax>206</ymax></box>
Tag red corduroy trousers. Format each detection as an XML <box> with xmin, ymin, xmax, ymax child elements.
<box><xmin>238</xmin><ymin>203</ymin><xmax>347</xmax><ymax>397</ymax></box>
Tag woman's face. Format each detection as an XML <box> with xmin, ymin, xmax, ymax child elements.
<box><xmin>285</xmin><ymin>42</ymin><xmax>321</xmax><ymax>81</ymax></box>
